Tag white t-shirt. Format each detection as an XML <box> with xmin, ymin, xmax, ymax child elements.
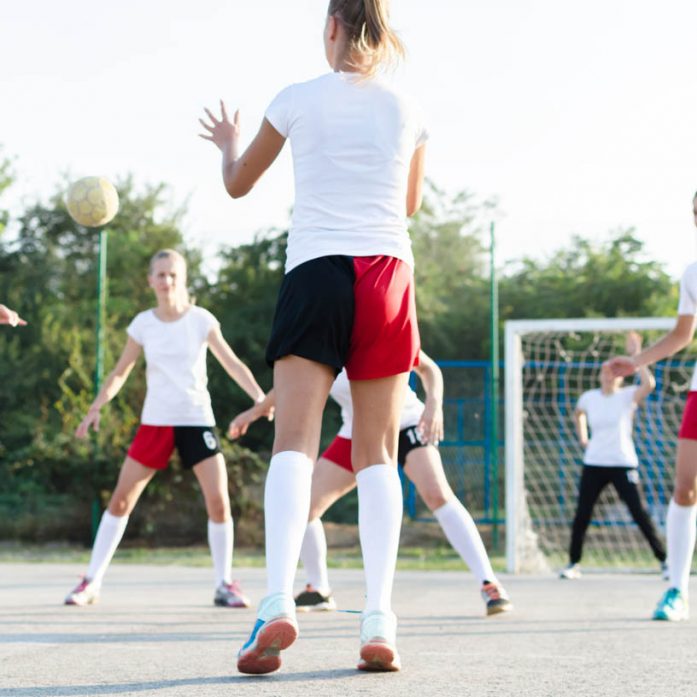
<box><xmin>677</xmin><ymin>261</ymin><xmax>697</xmax><ymax>390</ymax></box>
<box><xmin>265</xmin><ymin>72</ymin><xmax>429</xmax><ymax>273</ymax></box>
<box><xmin>127</xmin><ymin>306</ymin><xmax>219</xmax><ymax>426</ymax></box>
<box><xmin>329</xmin><ymin>369</ymin><xmax>425</xmax><ymax>439</ymax></box>
<box><xmin>576</xmin><ymin>386</ymin><xmax>639</xmax><ymax>467</ymax></box>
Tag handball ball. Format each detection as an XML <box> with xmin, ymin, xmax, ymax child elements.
<box><xmin>66</xmin><ymin>176</ymin><xmax>119</xmax><ymax>228</ymax></box>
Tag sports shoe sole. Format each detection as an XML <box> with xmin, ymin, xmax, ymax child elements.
<box><xmin>486</xmin><ymin>600</ymin><xmax>513</xmax><ymax>616</ymax></box>
<box><xmin>64</xmin><ymin>596</ymin><xmax>98</xmax><ymax>607</ymax></box>
<box><xmin>652</xmin><ymin>610</ymin><xmax>688</xmax><ymax>622</ymax></box>
<box><xmin>296</xmin><ymin>600</ymin><xmax>336</xmax><ymax>613</ymax></box>
<box><xmin>214</xmin><ymin>597</ymin><xmax>250</xmax><ymax>608</ymax></box>
<box><xmin>358</xmin><ymin>641</ymin><xmax>401</xmax><ymax>672</ymax></box>
<box><xmin>237</xmin><ymin>617</ymin><xmax>298</xmax><ymax>675</ymax></box>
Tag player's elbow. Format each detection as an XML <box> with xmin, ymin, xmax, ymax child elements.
<box><xmin>225</xmin><ymin>180</ymin><xmax>252</xmax><ymax>199</ymax></box>
<box><xmin>406</xmin><ymin>195</ymin><xmax>422</xmax><ymax>217</ymax></box>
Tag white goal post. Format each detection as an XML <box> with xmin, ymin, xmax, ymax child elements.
<box><xmin>505</xmin><ymin>317</ymin><xmax>681</xmax><ymax>574</ymax></box>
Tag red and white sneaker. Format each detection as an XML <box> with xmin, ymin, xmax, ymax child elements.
<box><xmin>358</xmin><ymin>610</ymin><xmax>401</xmax><ymax>672</ymax></box>
<box><xmin>481</xmin><ymin>581</ymin><xmax>513</xmax><ymax>616</ymax></box>
<box><xmin>214</xmin><ymin>580</ymin><xmax>251</xmax><ymax>608</ymax></box>
<box><xmin>64</xmin><ymin>577</ymin><xmax>99</xmax><ymax>606</ymax></box>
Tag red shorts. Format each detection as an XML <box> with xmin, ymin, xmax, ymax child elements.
<box><xmin>321</xmin><ymin>435</ymin><xmax>353</xmax><ymax>472</ymax></box>
<box><xmin>265</xmin><ymin>255</ymin><xmax>420</xmax><ymax>379</ymax></box>
<box><xmin>347</xmin><ymin>256</ymin><xmax>420</xmax><ymax>380</ymax></box>
<box><xmin>127</xmin><ymin>425</ymin><xmax>221</xmax><ymax>470</ymax></box>
<box><xmin>678</xmin><ymin>392</ymin><xmax>697</xmax><ymax>440</ymax></box>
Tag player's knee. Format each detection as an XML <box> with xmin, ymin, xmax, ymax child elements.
<box><xmin>422</xmin><ymin>487</ymin><xmax>449</xmax><ymax>511</ymax></box>
<box><xmin>107</xmin><ymin>497</ymin><xmax>131</xmax><ymax>517</ymax></box>
<box><xmin>206</xmin><ymin>494</ymin><xmax>230</xmax><ymax>522</ymax></box>
<box><xmin>673</xmin><ymin>484</ymin><xmax>697</xmax><ymax>507</ymax></box>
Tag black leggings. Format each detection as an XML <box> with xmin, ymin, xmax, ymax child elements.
<box><xmin>569</xmin><ymin>465</ymin><xmax>666</xmax><ymax>564</ymax></box>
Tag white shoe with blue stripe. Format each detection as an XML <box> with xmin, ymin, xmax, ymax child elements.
<box><xmin>237</xmin><ymin>593</ymin><xmax>298</xmax><ymax>674</ymax></box>
<box><xmin>653</xmin><ymin>587</ymin><xmax>689</xmax><ymax>622</ymax></box>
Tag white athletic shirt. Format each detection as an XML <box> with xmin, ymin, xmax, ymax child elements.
<box><xmin>265</xmin><ymin>72</ymin><xmax>428</xmax><ymax>274</ymax></box>
<box><xmin>329</xmin><ymin>369</ymin><xmax>425</xmax><ymax>439</ymax></box>
<box><xmin>677</xmin><ymin>261</ymin><xmax>697</xmax><ymax>390</ymax></box>
<box><xmin>576</xmin><ymin>386</ymin><xmax>639</xmax><ymax>467</ymax></box>
<box><xmin>126</xmin><ymin>306</ymin><xmax>219</xmax><ymax>426</ymax></box>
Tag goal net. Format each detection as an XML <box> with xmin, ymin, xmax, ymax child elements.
<box><xmin>505</xmin><ymin>318</ymin><xmax>696</xmax><ymax>573</ymax></box>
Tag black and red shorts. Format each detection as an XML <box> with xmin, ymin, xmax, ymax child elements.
<box><xmin>127</xmin><ymin>425</ymin><xmax>221</xmax><ymax>470</ymax></box>
<box><xmin>678</xmin><ymin>391</ymin><xmax>697</xmax><ymax>440</ymax></box>
<box><xmin>265</xmin><ymin>255</ymin><xmax>420</xmax><ymax>380</ymax></box>
<box><xmin>320</xmin><ymin>425</ymin><xmax>428</xmax><ymax>473</ymax></box>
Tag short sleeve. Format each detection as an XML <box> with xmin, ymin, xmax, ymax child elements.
<box><xmin>677</xmin><ymin>263</ymin><xmax>697</xmax><ymax>315</ymax></box>
<box><xmin>265</xmin><ymin>85</ymin><xmax>295</xmax><ymax>139</ymax></box>
<box><xmin>576</xmin><ymin>391</ymin><xmax>589</xmax><ymax>412</ymax></box>
<box><xmin>126</xmin><ymin>313</ymin><xmax>145</xmax><ymax>345</ymax></box>
<box><xmin>624</xmin><ymin>385</ymin><xmax>640</xmax><ymax>405</ymax></box>
<box><xmin>196</xmin><ymin>307</ymin><xmax>220</xmax><ymax>337</ymax></box>
<box><xmin>413</xmin><ymin>102</ymin><xmax>429</xmax><ymax>148</ymax></box>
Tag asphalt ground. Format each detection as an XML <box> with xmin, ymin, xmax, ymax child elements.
<box><xmin>1</xmin><ymin>563</ymin><xmax>695</xmax><ymax>697</ymax></box>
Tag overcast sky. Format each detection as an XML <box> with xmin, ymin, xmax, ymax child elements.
<box><xmin>1</xmin><ymin>0</ymin><xmax>696</xmax><ymax>278</ymax></box>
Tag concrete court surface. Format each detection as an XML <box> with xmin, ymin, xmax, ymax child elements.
<box><xmin>0</xmin><ymin>563</ymin><xmax>695</xmax><ymax>697</ymax></box>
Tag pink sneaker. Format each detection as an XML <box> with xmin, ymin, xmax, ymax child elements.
<box><xmin>214</xmin><ymin>580</ymin><xmax>250</xmax><ymax>608</ymax></box>
<box><xmin>64</xmin><ymin>577</ymin><xmax>99</xmax><ymax>606</ymax></box>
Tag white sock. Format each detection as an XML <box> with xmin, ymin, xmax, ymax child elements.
<box><xmin>264</xmin><ymin>451</ymin><xmax>313</xmax><ymax>597</ymax></box>
<box><xmin>208</xmin><ymin>518</ymin><xmax>233</xmax><ymax>588</ymax></box>
<box><xmin>86</xmin><ymin>511</ymin><xmax>129</xmax><ymax>587</ymax></box>
<box><xmin>434</xmin><ymin>498</ymin><xmax>497</xmax><ymax>586</ymax></box>
<box><xmin>300</xmin><ymin>518</ymin><xmax>331</xmax><ymax>594</ymax></box>
<box><xmin>667</xmin><ymin>498</ymin><xmax>697</xmax><ymax>595</ymax></box>
<box><xmin>356</xmin><ymin>464</ymin><xmax>403</xmax><ymax>614</ymax></box>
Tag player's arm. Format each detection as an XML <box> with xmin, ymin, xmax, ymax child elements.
<box><xmin>227</xmin><ymin>389</ymin><xmax>276</xmax><ymax>440</ymax></box>
<box><xmin>574</xmin><ymin>409</ymin><xmax>589</xmax><ymax>449</ymax></box>
<box><xmin>75</xmin><ymin>337</ymin><xmax>142</xmax><ymax>438</ymax></box>
<box><xmin>207</xmin><ymin>325</ymin><xmax>266</xmax><ymax>404</ymax></box>
<box><xmin>0</xmin><ymin>304</ymin><xmax>27</xmax><ymax>327</ymax></box>
<box><xmin>199</xmin><ymin>101</ymin><xmax>286</xmax><ymax>199</ymax></box>
<box><xmin>406</xmin><ymin>144</ymin><xmax>426</xmax><ymax>217</ymax></box>
<box><xmin>625</xmin><ymin>331</ymin><xmax>655</xmax><ymax>403</ymax></box>
<box><xmin>412</xmin><ymin>350</ymin><xmax>444</xmax><ymax>444</ymax></box>
<box><xmin>607</xmin><ymin>315</ymin><xmax>696</xmax><ymax>377</ymax></box>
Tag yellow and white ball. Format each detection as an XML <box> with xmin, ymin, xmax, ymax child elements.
<box><xmin>65</xmin><ymin>176</ymin><xmax>119</xmax><ymax>228</ymax></box>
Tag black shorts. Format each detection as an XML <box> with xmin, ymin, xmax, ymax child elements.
<box><xmin>127</xmin><ymin>425</ymin><xmax>222</xmax><ymax>470</ymax></box>
<box><xmin>397</xmin><ymin>425</ymin><xmax>428</xmax><ymax>467</ymax></box>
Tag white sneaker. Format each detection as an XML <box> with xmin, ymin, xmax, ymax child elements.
<box><xmin>358</xmin><ymin>610</ymin><xmax>401</xmax><ymax>672</ymax></box>
<box><xmin>64</xmin><ymin>577</ymin><xmax>99</xmax><ymax>606</ymax></box>
<box><xmin>559</xmin><ymin>563</ymin><xmax>581</xmax><ymax>580</ymax></box>
<box><xmin>237</xmin><ymin>593</ymin><xmax>298</xmax><ymax>675</ymax></box>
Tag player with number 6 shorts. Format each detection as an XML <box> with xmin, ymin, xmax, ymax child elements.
<box><xmin>64</xmin><ymin>249</ymin><xmax>269</xmax><ymax>610</ymax></box>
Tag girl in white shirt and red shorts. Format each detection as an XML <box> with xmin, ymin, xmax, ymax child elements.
<box><xmin>200</xmin><ymin>0</ymin><xmax>426</xmax><ymax>674</ymax></box>
<box><xmin>64</xmin><ymin>249</ymin><xmax>267</xmax><ymax>610</ymax></box>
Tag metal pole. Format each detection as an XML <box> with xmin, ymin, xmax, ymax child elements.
<box><xmin>91</xmin><ymin>228</ymin><xmax>108</xmax><ymax>541</ymax></box>
<box><xmin>489</xmin><ymin>221</ymin><xmax>500</xmax><ymax>550</ymax></box>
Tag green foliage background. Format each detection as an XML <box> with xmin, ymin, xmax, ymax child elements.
<box><xmin>0</xmin><ymin>155</ymin><xmax>679</xmax><ymax>545</ymax></box>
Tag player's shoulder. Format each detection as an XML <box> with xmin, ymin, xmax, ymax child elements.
<box><xmin>130</xmin><ymin>308</ymin><xmax>156</xmax><ymax>326</ymax></box>
<box><xmin>680</xmin><ymin>260</ymin><xmax>697</xmax><ymax>283</ymax></box>
<box><xmin>189</xmin><ymin>305</ymin><xmax>219</xmax><ymax>328</ymax></box>
<box><xmin>578</xmin><ymin>388</ymin><xmax>600</xmax><ymax>403</ymax></box>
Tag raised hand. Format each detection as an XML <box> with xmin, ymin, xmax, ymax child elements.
<box><xmin>625</xmin><ymin>331</ymin><xmax>642</xmax><ymax>356</ymax></box>
<box><xmin>604</xmin><ymin>355</ymin><xmax>638</xmax><ymax>378</ymax></box>
<box><xmin>0</xmin><ymin>304</ymin><xmax>27</xmax><ymax>327</ymax></box>
<box><xmin>198</xmin><ymin>100</ymin><xmax>240</xmax><ymax>152</ymax></box>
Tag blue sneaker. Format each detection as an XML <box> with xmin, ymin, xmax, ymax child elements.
<box><xmin>652</xmin><ymin>587</ymin><xmax>689</xmax><ymax>622</ymax></box>
<box><xmin>237</xmin><ymin>593</ymin><xmax>298</xmax><ymax>674</ymax></box>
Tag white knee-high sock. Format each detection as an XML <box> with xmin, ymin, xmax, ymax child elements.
<box><xmin>300</xmin><ymin>518</ymin><xmax>331</xmax><ymax>594</ymax></box>
<box><xmin>264</xmin><ymin>451</ymin><xmax>314</xmax><ymax>597</ymax></box>
<box><xmin>86</xmin><ymin>511</ymin><xmax>129</xmax><ymax>587</ymax></box>
<box><xmin>356</xmin><ymin>464</ymin><xmax>403</xmax><ymax>614</ymax></box>
<box><xmin>667</xmin><ymin>499</ymin><xmax>697</xmax><ymax>595</ymax></box>
<box><xmin>434</xmin><ymin>498</ymin><xmax>497</xmax><ymax>585</ymax></box>
<box><xmin>208</xmin><ymin>518</ymin><xmax>233</xmax><ymax>588</ymax></box>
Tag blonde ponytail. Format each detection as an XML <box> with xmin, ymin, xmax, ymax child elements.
<box><xmin>329</xmin><ymin>0</ymin><xmax>404</xmax><ymax>76</ymax></box>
